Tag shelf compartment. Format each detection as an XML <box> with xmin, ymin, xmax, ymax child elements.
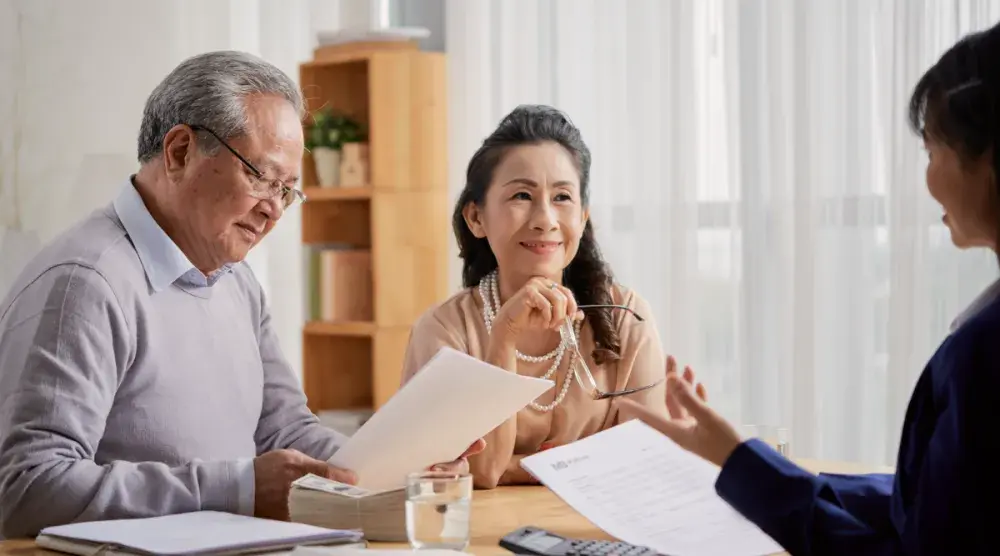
<box><xmin>303</xmin><ymin>334</ymin><xmax>372</xmax><ymax>412</ymax></box>
<box><xmin>302</xmin><ymin>198</ymin><xmax>370</xmax><ymax>247</ymax></box>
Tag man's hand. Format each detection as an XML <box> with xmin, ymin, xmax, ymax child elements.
<box><xmin>253</xmin><ymin>449</ymin><xmax>357</xmax><ymax>521</ymax></box>
<box><xmin>428</xmin><ymin>438</ymin><xmax>487</xmax><ymax>474</ymax></box>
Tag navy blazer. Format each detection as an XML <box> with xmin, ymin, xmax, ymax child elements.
<box><xmin>715</xmin><ymin>294</ymin><xmax>1000</xmax><ymax>555</ymax></box>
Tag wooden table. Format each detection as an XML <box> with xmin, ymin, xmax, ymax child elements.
<box><xmin>369</xmin><ymin>458</ymin><xmax>892</xmax><ymax>555</ymax></box>
<box><xmin>0</xmin><ymin>458</ymin><xmax>893</xmax><ymax>556</ymax></box>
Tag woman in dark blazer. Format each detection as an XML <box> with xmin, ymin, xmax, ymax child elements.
<box><xmin>622</xmin><ymin>21</ymin><xmax>1000</xmax><ymax>556</ymax></box>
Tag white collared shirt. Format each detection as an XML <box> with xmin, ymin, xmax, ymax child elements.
<box><xmin>112</xmin><ymin>177</ymin><xmax>231</xmax><ymax>292</ymax></box>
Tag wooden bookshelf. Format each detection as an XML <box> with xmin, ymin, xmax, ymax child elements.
<box><xmin>302</xmin><ymin>186</ymin><xmax>373</xmax><ymax>201</ymax></box>
<box><xmin>300</xmin><ymin>41</ymin><xmax>450</xmax><ymax>412</ymax></box>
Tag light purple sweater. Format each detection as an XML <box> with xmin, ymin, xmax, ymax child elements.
<box><xmin>0</xmin><ymin>192</ymin><xmax>344</xmax><ymax>537</ymax></box>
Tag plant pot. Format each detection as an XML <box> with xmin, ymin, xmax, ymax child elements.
<box><xmin>312</xmin><ymin>147</ymin><xmax>342</xmax><ymax>187</ymax></box>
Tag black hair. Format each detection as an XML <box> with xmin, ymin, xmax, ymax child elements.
<box><xmin>453</xmin><ymin>104</ymin><xmax>621</xmax><ymax>364</ymax></box>
<box><xmin>908</xmin><ymin>22</ymin><xmax>1000</xmax><ymax>255</ymax></box>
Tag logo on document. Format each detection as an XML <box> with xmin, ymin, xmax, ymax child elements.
<box><xmin>550</xmin><ymin>455</ymin><xmax>589</xmax><ymax>471</ymax></box>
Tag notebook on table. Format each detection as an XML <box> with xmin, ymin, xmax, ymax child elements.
<box><xmin>35</xmin><ymin>511</ymin><xmax>366</xmax><ymax>556</ymax></box>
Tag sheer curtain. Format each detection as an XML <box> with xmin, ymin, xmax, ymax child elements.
<box><xmin>447</xmin><ymin>0</ymin><xmax>1000</xmax><ymax>464</ymax></box>
<box><xmin>0</xmin><ymin>0</ymin><xmax>350</xmax><ymax>380</ymax></box>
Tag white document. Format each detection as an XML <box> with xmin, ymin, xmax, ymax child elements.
<box><xmin>36</xmin><ymin>511</ymin><xmax>362</xmax><ymax>556</ymax></box>
<box><xmin>520</xmin><ymin>420</ymin><xmax>783</xmax><ymax>556</ymax></box>
<box><xmin>329</xmin><ymin>346</ymin><xmax>554</xmax><ymax>492</ymax></box>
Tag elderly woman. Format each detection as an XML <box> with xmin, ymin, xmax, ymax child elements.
<box><xmin>401</xmin><ymin>105</ymin><xmax>706</xmax><ymax>489</ymax></box>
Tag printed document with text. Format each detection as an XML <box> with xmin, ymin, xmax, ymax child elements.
<box><xmin>521</xmin><ymin>420</ymin><xmax>782</xmax><ymax>556</ymax></box>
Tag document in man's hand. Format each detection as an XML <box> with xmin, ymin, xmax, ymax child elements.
<box><xmin>35</xmin><ymin>511</ymin><xmax>364</xmax><ymax>556</ymax></box>
<box><xmin>328</xmin><ymin>347</ymin><xmax>554</xmax><ymax>491</ymax></box>
<box><xmin>520</xmin><ymin>420</ymin><xmax>783</xmax><ymax>556</ymax></box>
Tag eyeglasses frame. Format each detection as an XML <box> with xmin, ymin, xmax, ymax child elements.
<box><xmin>185</xmin><ymin>124</ymin><xmax>306</xmax><ymax>208</ymax></box>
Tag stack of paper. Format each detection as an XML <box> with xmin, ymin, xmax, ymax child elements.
<box><xmin>289</xmin><ymin>474</ymin><xmax>407</xmax><ymax>542</ymax></box>
<box><xmin>35</xmin><ymin>511</ymin><xmax>364</xmax><ymax>556</ymax></box>
<box><xmin>521</xmin><ymin>420</ymin><xmax>783</xmax><ymax>556</ymax></box>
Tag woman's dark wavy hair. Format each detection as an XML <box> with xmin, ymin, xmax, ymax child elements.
<box><xmin>908</xmin><ymin>22</ymin><xmax>1000</xmax><ymax>261</ymax></box>
<box><xmin>453</xmin><ymin>104</ymin><xmax>621</xmax><ymax>364</ymax></box>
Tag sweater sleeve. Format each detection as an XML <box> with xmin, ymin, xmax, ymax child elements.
<box><xmin>0</xmin><ymin>264</ymin><xmax>248</xmax><ymax>537</ymax></box>
<box><xmin>252</xmin><ymin>285</ymin><xmax>346</xmax><ymax>461</ymax></box>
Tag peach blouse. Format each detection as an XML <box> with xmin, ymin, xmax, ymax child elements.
<box><xmin>400</xmin><ymin>284</ymin><xmax>667</xmax><ymax>488</ymax></box>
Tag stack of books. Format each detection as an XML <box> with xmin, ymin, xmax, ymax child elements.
<box><xmin>289</xmin><ymin>474</ymin><xmax>407</xmax><ymax>542</ymax></box>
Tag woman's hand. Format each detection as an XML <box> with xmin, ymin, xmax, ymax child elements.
<box><xmin>427</xmin><ymin>438</ymin><xmax>487</xmax><ymax>474</ymax></box>
<box><xmin>491</xmin><ymin>276</ymin><xmax>581</xmax><ymax>341</ymax></box>
<box><xmin>618</xmin><ymin>358</ymin><xmax>741</xmax><ymax>467</ymax></box>
<box><xmin>665</xmin><ymin>356</ymin><xmax>708</xmax><ymax>418</ymax></box>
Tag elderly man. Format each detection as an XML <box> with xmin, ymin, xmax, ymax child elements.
<box><xmin>0</xmin><ymin>51</ymin><xmax>480</xmax><ymax>537</ymax></box>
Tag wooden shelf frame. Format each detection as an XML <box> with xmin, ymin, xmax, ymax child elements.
<box><xmin>302</xmin><ymin>186</ymin><xmax>373</xmax><ymax>201</ymax></box>
<box><xmin>300</xmin><ymin>42</ymin><xmax>450</xmax><ymax>412</ymax></box>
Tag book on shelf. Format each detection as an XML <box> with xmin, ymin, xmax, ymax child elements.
<box><xmin>307</xmin><ymin>248</ymin><xmax>322</xmax><ymax>321</ymax></box>
<box><xmin>306</xmin><ymin>246</ymin><xmax>372</xmax><ymax>323</ymax></box>
<box><xmin>289</xmin><ymin>474</ymin><xmax>407</xmax><ymax>542</ymax></box>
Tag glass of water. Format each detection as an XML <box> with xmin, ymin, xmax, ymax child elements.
<box><xmin>741</xmin><ymin>424</ymin><xmax>791</xmax><ymax>457</ymax></box>
<box><xmin>405</xmin><ymin>471</ymin><xmax>472</xmax><ymax>550</ymax></box>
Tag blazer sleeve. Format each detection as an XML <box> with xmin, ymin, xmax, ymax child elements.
<box><xmin>716</xmin><ymin>441</ymin><xmax>897</xmax><ymax>555</ymax></box>
<box><xmin>714</xmin><ymin>317</ymin><xmax>1000</xmax><ymax>556</ymax></box>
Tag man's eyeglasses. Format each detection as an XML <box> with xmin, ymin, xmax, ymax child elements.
<box><xmin>566</xmin><ymin>305</ymin><xmax>663</xmax><ymax>400</ymax></box>
<box><xmin>186</xmin><ymin>124</ymin><xmax>306</xmax><ymax>209</ymax></box>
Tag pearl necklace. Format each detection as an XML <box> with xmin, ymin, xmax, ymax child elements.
<box><xmin>478</xmin><ymin>271</ymin><xmax>581</xmax><ymax>412</ymax></box>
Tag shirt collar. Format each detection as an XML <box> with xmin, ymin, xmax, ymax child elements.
<box><xmin>113</xmin><ymin>177</ymin><xmax>232</xmax><ymax>292</ymax></box>
<box><xmin>951</xmin><ymin>278</ymin><xmax>1000</xmax><ymax>332</ymax></box>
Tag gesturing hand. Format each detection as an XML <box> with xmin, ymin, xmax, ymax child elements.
<box><xmin>665</xmin><ymin>356</ymin><xmax>708</xmax><ymax>421</ymax></box>
<box><xmin>618</xmin><ymin>358</ymin><xmax>741</xmax><ymax>467</ymax></box>
<box><xmin>253</xmin><ymin>449</ymin><xmax>358</xmax><ymax>521</ymax></box>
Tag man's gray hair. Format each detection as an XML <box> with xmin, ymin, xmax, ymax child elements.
<box><xmin>137</xmin><ymin>50</ymin><xmax>304</xmax><ymax>163</ymax></box>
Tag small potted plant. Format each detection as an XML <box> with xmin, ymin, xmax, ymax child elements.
<box><xmin>305</xmin><ymin>108</ymin><xmax>364</xmax><ymax>187</ymax></box>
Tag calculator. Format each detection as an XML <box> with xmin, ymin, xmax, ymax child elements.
<box><xmin>499</xmin><ymin>526</ymin><xmax>659</xmax><ymax>556</ymax></box>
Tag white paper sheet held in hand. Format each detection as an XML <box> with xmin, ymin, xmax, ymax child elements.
<box><xmin>329</xmin><ymin>347</ymin><xmax>554</xmax><ymax>492</ymax></box>
<box><xmin>520</xmin><ymin>420</ymin><xmax>782</xmax><ymax>556</ymax></box>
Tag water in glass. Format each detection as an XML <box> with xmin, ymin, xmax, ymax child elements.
<box><xmin>741</xmin><ymin>424</ymin><xmax>791</xmax><ymax>457</ymax></box>
<box><xmin>405</xmin><ymin>472</ymin><xmax>472</xmax><ymax>550</ymax></box>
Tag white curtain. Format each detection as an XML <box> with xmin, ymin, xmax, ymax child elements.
<box><xmin>447</xmin><ymin>0</ymin><xmax>1000</xmax><ymax>465</ymax></box>
<box><xmin>0</xmin><ymin>0</ymin><xmax>362</xmax><ymax>380</ymax></box>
